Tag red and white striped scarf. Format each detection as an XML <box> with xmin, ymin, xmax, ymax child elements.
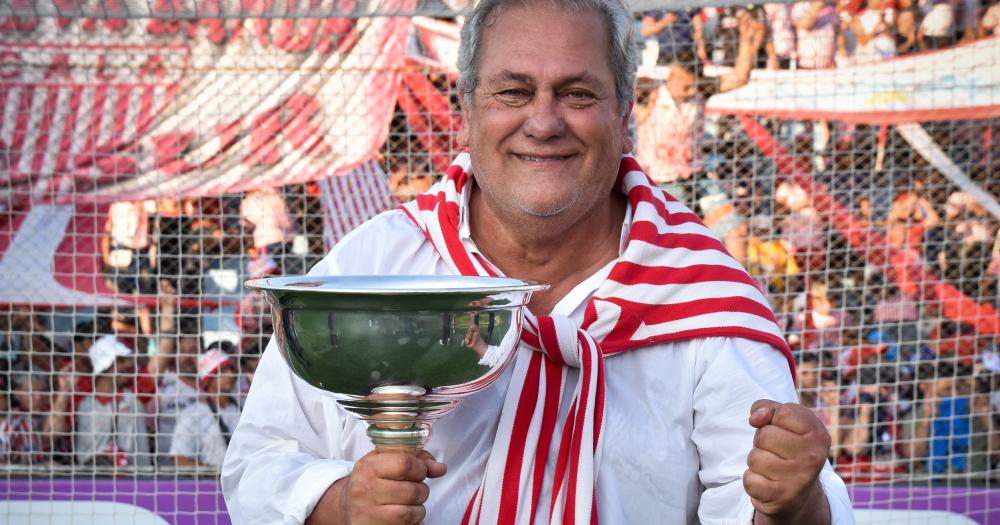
<box><xmin>400</xmin><ymin>152</ymin><xmax>794</xmax><ymax>524</ymax></box>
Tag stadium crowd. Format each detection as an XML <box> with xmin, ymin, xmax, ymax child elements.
<box><xmin>0</xmin><ymin>0</ymin><xmax>998</xmax><ymax>485</ymax></box>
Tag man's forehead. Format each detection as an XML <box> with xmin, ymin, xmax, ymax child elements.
<box><xmin>476</xmin><ymin>3</ymin><xmax>613</xmax><ymax>78</ymax></box>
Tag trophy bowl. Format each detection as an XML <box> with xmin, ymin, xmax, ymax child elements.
<box><xmin>246</xmin><ymin>275</ymin><xmax>548</xmax><ymax>451</ymax></box>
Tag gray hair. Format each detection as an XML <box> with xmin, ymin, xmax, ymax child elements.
<box><xmin>456</xmin><ymin>0</ymin><xmax>638</xmax><ymax>116</ymax></box>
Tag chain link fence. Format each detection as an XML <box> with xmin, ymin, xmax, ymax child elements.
<box><xmin>1</xmin><ymin>0</ymin><xmax>998</xmax><ymax>522</ymax></box>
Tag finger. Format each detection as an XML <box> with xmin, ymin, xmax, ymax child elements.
<box><xmin>416</xmin><ymin>450</ymin><xmax>448</xmax><ymax>479</ymax></box>
<box><xmin>372</xmin><ymin>504</ymin><xmax>427</xmax><ymax>525</ymax></box>
<box><xmin>753</xmin><ymin>424</ymin><xmax>803</xmax><ymax>460</ymax></box>
<box><xmin>371</xmin><ymin>479</ymin><xmax>429</xmax><ymax>505</ymax></box>
<box><xmin>746</xmin><ymin>447</ymin><xmax>799</xmax><ymax>482</ymax></box>
<box><xmin>742</xmin><ymin>468</ymin><xmax>782</xmax><ymax>507</ymax></box>
<box><xmin>372</xmin><ymin>452</ymin><xmax>428</xmax><ymax>482</ymax></box>
<box><xmin>749</xmin><ymin>399</ymin><xmax>780</xmax><ymax>428</ymax></box>
<box><xmin>770</xmin><ymin>403</ymin><xmax>827</xmax><ymax>436</ymax></box>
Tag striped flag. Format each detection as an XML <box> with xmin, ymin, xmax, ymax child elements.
<box><xmin>317</xmin><ymin>160</ymin><xmax>399</xmax><ymax>251</ymax></box>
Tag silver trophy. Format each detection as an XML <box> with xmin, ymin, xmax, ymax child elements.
<box><xmin>246</xmin><ymin>275</ymin><xmax>547</xmax><ymax>452</ymax></box>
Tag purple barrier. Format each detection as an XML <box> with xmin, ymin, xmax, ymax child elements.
<box><xmin>850</xmin><ymin>485</ymin><xmax>1000</xmax><ymax>525</ymax></box>
<box><xmin>4</xmin><ymin>478</ymin><xmax>1000</xmax><ymax>524</ymax></box>
<box><xmin>1</xmin><ymin>478</ymin><xmax>231</xmax><ymax>525</ymax></box>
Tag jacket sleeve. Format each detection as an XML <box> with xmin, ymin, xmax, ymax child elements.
<box><xmin>221</xmin><ymin>336</ymin><xmax>356</xmax><ymax>525</ymax></box>
<box><xmin>221</xmin><ymin>255</ymin><xmax>357</xmax><ymax>525</ymax></box>
<box><xmin>691</xmin><ymin>337</ymin><xmax>854</xmax><ymax>525</ymax></box>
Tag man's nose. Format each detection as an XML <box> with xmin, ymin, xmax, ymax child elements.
<box><xmin>522</xmin><ymin>93</ymin><xmax>565</xmax><ymax>141</ymax></box>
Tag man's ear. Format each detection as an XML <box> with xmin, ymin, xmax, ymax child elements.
<box><xmin>457</xmin><ymin>94</ymin><xmax>472</xmax><ymax>147</ymax></box>
<box><xmin>621</xmin><ymin>100</ymin><xmax>634</xmax><ymax>154</ymax></box>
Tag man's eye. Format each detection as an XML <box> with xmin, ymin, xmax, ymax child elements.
<box><xmin>498</xmin><ymin>89</ymin><xmax>530</xmax><ymax>98</ymax></box>
<box><xmin>564</xmin><ymin>90</ymin><xmax>597</xmax><ymax>104</ymax></box>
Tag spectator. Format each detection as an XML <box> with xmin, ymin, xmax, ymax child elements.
<box><xmin>919</xmin><ymin>0</ymin><xmax>957</xmax><ymax>49</ymax></box>
<box><xmin>764</xmin><ymin>2</ymin><xmax>797</xmax><ymax>68</ymax></box>
<box><xmin>848</xmin><ymin>362</ymin><xmax>897</xmax><ymax>463</ymax></box>
<box><xmin>792</xmin><ymin>281</ymin><xmax>851</xmax><ymax>350</ymax></box>
<box><xmin>241</xmin><ymin>186</ymin><xmax>294</xmax><ymax>274</ymax></box>
<box><xmin>959</xmin><ymin>0</ymin><xmax>982</xmax><ymax>42</ymax></box>
<box><xmin>387</xmin><ymin>162</ymin><xmax>434</xmax><ymax>203</ymax></box>
<box><xmin>871</xmin><ymin>284</ymin><xmax>922</xmax><ymax>361</ymax></box>
<box><xmin>633</xmin><ymin>10</ymin><xmax>764</xmax><ymax>205</ymax></box>
<box><xmin>852</xmin><ymin>0</ymin><xmax>897</xmax><ymax>63</ymax></box>
<box><xmin>136</xmin><ymin>299</ymin><xmax>201</xmax><ymax>467</ymax></box>
<box><xmin>746</xmin><ymin>214</ymin><xmax>802</xmax><ymax>294</ymax></box>
<box><xmin>0</xmin><ymin>371</ymin><xmax>53</xmax><ymax>465</ymax></box>
<box><xmin>56</xmin><ymin>321</ymin><xmax>96</xmax><ymax>409</ymax></box>
<box><xmin>817</xmin><ymin>371</ymin><xmax>848</xmax><ymax>460</ymax></box>
<box><xmin>693</xmin><ymin>7</ymin><xmax>744</xmax><ymax>65</ymax></box>
<box><xmin>101</xmin><ymin>200</ymin><xmax>156</xmax><ymax>297</ymax></box>
<box><xmin>900</xmin><ymin>361</ymin><xmax>981</xmax><ymax>475</ymax></box>
<box><xmin>798</xmin><ymin>352</ymin><xmax>822</xmax><ymax>405</ymax></box>
<box><xmin>75</xmin><ymin>335</ymin><xmax>151</xmax><ymax>468</ymax></box>
<box><xmin>639</xmin><ymin>9</ymin><xmax>695</xmax><ymax>65</ymax></box>
<box><xmin>776</xmin><ymin>182</ymin><xmax>827</xmax><ymax>271</ymax></box>
<box><xmin>895</xmin><ymin>0</ymin><xmax>919</xmax><ymax>52</ymax></box>
<box><xmin>238</xmin><ymin>351</ymin><xmax>261</xmax><ymax>409</ymax></box>
<box><xmin>170</xmin><ymin>349</ymin><xmax>240</xmax><ymax>468</ymax></box>
<box><xmin>980</xmin><ymin>0</ymin><xmax>1000</xmax><ymax>36</ymax></box>
<box><xmin>792</xmin><ymin>0</ymin><xmax>840</xmax><ymax>69</ymax></box>
<box><xmin>945</xmin><ymin>191</ymin><xmax>994</xmax><ymax>246</ymax></box>
<box><xmin>887</xmin><ymin>178</ymin><xmax>940</xmax><ymax>252</ymax></box>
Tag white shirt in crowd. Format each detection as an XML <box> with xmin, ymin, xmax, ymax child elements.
<box><xmin>150</xmin><ymin>371</ymin><xmax>199</xmax><ymax>464</ymax></box>
<box><xmin>854</xmin><ymin>8</ymin><xmax>897</xmax><ymax>64</ymax></box>
<box><xmin>920</xmin><ymin>0</ymin><xmax>955</xmax><ymax>37</ymax></box>
<box><xmin>241</xmin><ymin>187</ymin><xmax>294</xmax><ymax>250</ymax></box>
<box><xmin>75</xmin><ymin>391</ymin><xmax>151</xmax><ymax>467</ymax></box>
<box><xmin>170</xmin><ymin>400</ymin><xmax>240</xmax><ymax>467</ymax></box>
<box><xmin>223</xmin><ymin>209</ymin><xmax>854</xmax><ymax>525</ymax></box>
<box><xmin>765</xmin><ymin>3</ymin><xmax>797</xmax><ymax>59</ymax></box>
<box><xmin>792</xmin><ymin>1</ymin><xmax>839</xmax><ymax>69</ymax></box>
<box><xmin>635</xmin><ymin>85</ymin><xmax>704</xmax><ymax>184</ymax></box>
<box><xmin>107</xmin><ymin>200</ymin><xmax>151</xmax><ymax>250</ymax></box>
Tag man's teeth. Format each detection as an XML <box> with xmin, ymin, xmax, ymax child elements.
<box><xmin>518</xmin><ymin>155</ymin><xmax>571</xmax><ymax>161</ymax></box>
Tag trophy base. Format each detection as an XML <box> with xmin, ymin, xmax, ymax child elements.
<box><xmin>337</xmin><ymin>386</ymin><xmax>460</xmax><ymax>451</ymax></box>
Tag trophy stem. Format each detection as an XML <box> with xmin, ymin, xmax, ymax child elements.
<box><xmin>368</xmin><ymin>425</ymin><xmax>431</xmax><ymax>452</ymax></box>
<box><xmin>339</xmin><ymin>386</ymin><xmax>457</xmax><ymax>453</ymax></box>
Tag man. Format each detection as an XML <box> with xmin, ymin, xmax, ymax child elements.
<box><xmin>135</xmin><ymin>306</ymin><xmax>201</xmax><ymax>466</ymax></box>
<box><xmin>223</xmin><ymin>0</ymin><xmax>853</xmax><ymax>523</ymax></box>
<box><xmin>241</xmin><ymin>186</ymin><xmax>299</xmax><ymax>275</ymax></box>
<box><xmin>170</xmin><ymin>349</ymin><xmax>240</xmax><ymax>468</ymax></box>
<box><xmin>634</xmin><ymin>11</ymin><xmax>762</xmax><ymax>260</ymax></box>
<box><xmin>74</xmin><ymin>335</ymin><xmax>151</xmax><ymax>468</ymax></box>
<box><xmin>639</xmin><ymin>8</ymin><xmax>694</xmax><ymax>65</ymax></box>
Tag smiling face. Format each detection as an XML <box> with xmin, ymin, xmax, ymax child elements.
<box><xmin>458</xmin><ymin>2</ymin><xmax>632</xmax><ymax>229</ymax></box>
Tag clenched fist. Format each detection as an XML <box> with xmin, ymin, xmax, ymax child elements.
<box><xmin>307</xmin><ymin>449</ymin><xmax>447</xmax><ymax>525</ymax></box>
<box><xmin>743</xmin><ymin>399</ymin><xmax>831</xmax><ymax>525</ymax></box>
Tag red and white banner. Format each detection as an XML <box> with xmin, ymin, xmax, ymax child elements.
<box><xmin>0</xmin><ymin>0</ymin><xmax>413</xmax><ymax>208</ymax></box>
<box><xmin>0</xmin><ymin>3</ymin><xmax>414</xmax><ymax>307</ymax></box>
<box><xmin>317</xmin><ymin>159</ymin><xmax>397</xmax><ymax>251</ymax></box>
<box><xmin>708</xmin><ymin>37</ymin><xmax>1000</xmax><ymax>124</ymax></box>
<box><xmin>0</xmin><ymin>203</ymin><xmax>124</xmax><ymax>308</ymax></box>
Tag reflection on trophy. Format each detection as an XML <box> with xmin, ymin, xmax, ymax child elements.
<box><xmin>246</xmin><ymin>275</ymin><xmax>547</xmax><ymax>452</ymax></box>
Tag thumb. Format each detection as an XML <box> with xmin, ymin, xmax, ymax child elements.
<box><xmin>417</xmin><ymin>450</ymin><xmax>448</xmax><ymax>479</ymax></box>
<box><xmin>749</xmin><ymin>399</ymin><xmax>779</xmax><ymax>429</ymax></box>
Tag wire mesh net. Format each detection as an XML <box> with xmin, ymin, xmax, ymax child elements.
<box><xmin>1</xmin><ymin>0</ymin><xmax>998</xmax><ymax>522</ymax></box>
